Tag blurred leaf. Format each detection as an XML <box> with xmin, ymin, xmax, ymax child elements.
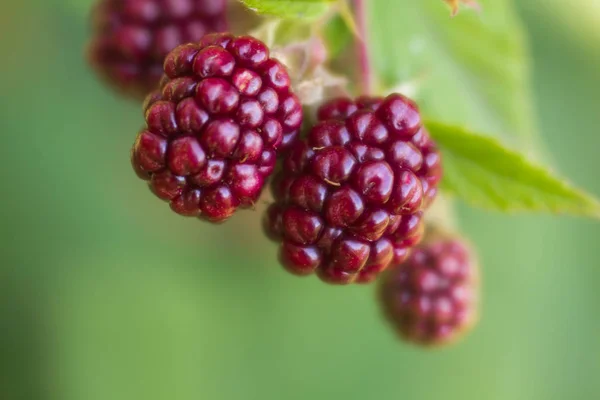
<box><xmin>369</xmin><ymin>0</ymin><xmax>538</xmax><ymax>151</ymax></box>
<box><xmin>337</xmin><ymin>0</ymin><xmax>359</xmax><ymax>38</ymax></box>
<box><xmin>239</xmin><ymin>0</ymin><xmax>336</xmax><ymax>20</ymax></box>
<box><xmin>323</xmin><ymin>14</ymin><xmax>353</xmax><ymax>58</ymax></box>
<box><xmin>428</xmin><ymin>121</ymin><xmax>600</xmax><ymax>218</ymax></box>
<box><xmin>521</xmin><ymin>0</ymin><xmax>600</xmax><ymax>48</ymax></box>
<box><xmin>248</xmin><ymin>8</ymin><xmax>352</xmax><ymax>58</ymax></box>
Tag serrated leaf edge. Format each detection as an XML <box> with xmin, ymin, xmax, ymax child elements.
<box><xmin>426</xmin><ymin>120</ymin><xmax>600</xmax><ymax>219</ymax></box>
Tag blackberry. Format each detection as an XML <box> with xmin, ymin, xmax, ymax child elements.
<box><xmin>379</xmin><ymin>235</ymin><xmax>479</xmax><ymax>347</ymax></box>
<box><xmin>263</xmin><ymin>94</ymin><xmax>442</xmax><ymax>284</ymax></box>
<box><xmin>132</xmin><ymin>33</ymin><xmax>303</xmax><ymax>222</ymax></box>
<box><xmin>88</xmin><ymin>0</ymin><xmax>228</xmax><ymax>98</ymax></box>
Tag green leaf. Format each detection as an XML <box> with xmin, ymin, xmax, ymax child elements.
<box><xmin>368</xmin><ymin>0</ymin><xmax>540</xmax><ymax>152</ymax></box>
<box><xmin>427</xmin><ymin>121</ymin><xmax>600</xmax><ymax>218</ymax></box>
<box><xmin>522</xmin><ymin>0</ymin><xmax>600</xmax><ymax>46</ymax></box>
<box><xmin>323</xmin><ymin>14</ymin><xmax>354</xmax><ymax>58</ymax></box>
<box><xmin>239</xmin><ymin>0</ymin><xmax>335</xmax><ymax>20</ymax></box>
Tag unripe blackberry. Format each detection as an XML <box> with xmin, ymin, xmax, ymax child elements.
<box><xmin>132</xmin><ymin>33</ymin><xmax>303</xmax><ymax>222</ymax></box>
<box><xmin>88</xmin><ymin>0</ymin><xmax>228</xmax><ymax>98</ymax></box>
<box><xmin>263</xmin><ymin>94</ymin><xmax>442</xmax><ymax>284</ymax></box>
<box><xmin>379</xmin><ymin>234</ymin><xmax>479</xmax><ymax>347</ymax></box>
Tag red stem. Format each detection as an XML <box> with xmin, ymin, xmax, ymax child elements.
<box><xmin>354</xmin><ymin>0</ymin><xmax>372</xmax><ymax>95</ymax></box>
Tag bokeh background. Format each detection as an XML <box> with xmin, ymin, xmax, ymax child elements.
<box><xmin>1</xmin><ymin>1</ymin><xmax>599</xmax><ymax>399</ymax></box>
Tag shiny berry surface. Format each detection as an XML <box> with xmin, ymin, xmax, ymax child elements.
<box><xmin>263</xmin><ymin>94</ymin><xmax>442</xmax><ymax>284</ymax></box>
<box><xmin>379</xmin><ymin>237</ymin><xmax>478</xmax><ymax>347</ymax></box>
<box><xmin>131</xmin><ymin>33</ymin><xmax>303</xmax><ymax>222</ymax></box>
<box><xmin>88</xmin><ymin>0</ymin><xmax>228</xmax><ymax>98</ymax></box>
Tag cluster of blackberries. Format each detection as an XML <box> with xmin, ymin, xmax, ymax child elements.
<box><xmin>88</xmin><ymin>0</ymin><xmax>477</xmax><ymax>347</ymax></box>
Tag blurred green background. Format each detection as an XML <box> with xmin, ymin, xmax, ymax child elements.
<box><xmin>1</xmin><ymin>1</ymin><xmax>599</xmax><ymax>399</ymax></box>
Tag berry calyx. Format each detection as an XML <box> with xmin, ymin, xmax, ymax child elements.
<box><xmin>378</xmin><ymin>233</ymin><xmax>479</xmax><ymax>347</ymax></box>
<box><xmin>88</xmin><ymin>0</ymin><xmax>228</xmax><ymax>99</ymax></box>
<box><xmin>263</xmin><ymin>94</ymin><xmax>442</xmax><ymax>284</ymax></box>
<box><xmin>131</xmin><ymin>33</ymin><xmax>303</xmax><ymax>223</ymax></box>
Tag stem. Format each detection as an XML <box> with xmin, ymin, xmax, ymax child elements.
<box><xmin>353</xmin><ymin>0</ymin><xmax>372</xmax><ymax>95</ymax></box>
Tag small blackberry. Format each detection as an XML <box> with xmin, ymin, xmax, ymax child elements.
<box><xmin>88</xmin><ymin>0</ymin><xmax>228</xmax><ymax>98</ymax></box>
<box><xmin>132</xmin><ymin>33</ymin><xmax>303</xmax><ymax>222</ymax></box>
<box><xmin>379</xmin><ymin>234</ymin><xmax>479</xmax><ymax>347</ymax></box>
<box><xmin>263</xmin><ymin>94</ymin><xmax>442</xmax><ymax>284</ymax></box>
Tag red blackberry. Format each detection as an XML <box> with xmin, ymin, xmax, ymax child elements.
<box><xmin>263</xmin><ymin>94</ymin><xmax>442</xmax><ymax>284</ymax></box>
<box><xmin>379</xmin><ymin>235</ymin><xmax>479</xmax><ymax>347</ymax></box>
<box><xmin>131</xmin><ymin>33</ymin><xmax>303</xmax><ymax>222</ymax></box>
<box><xmin>88</xmin><ymin>0</ymin><xmax>228</xmax><ymax>98</ymax></box>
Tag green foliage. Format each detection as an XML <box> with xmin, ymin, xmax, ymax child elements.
<box><xmin>239</xmin><ymin>0</ymin><xmax>600</xmax><ymax>220</ymax></box>
<box><xmin>323</xmin><ymin>14</ymin><xmax>353</xmax><ymax>58</ymax></box>
<box><xmin>3</xmin><ymin>2</ymin><xmax>600</xmax><ymax>400</ymax></box>
<box><xmin>427</xmin><ymin>121</ymin><xmax>600</xmax><ymax>218</ymax></box>
<box><xmin>368</xmin><ymin>0</ymin><xmax>538</xmax><ymax>151</ymax></box>
<box><xmin>239</xmin><ymin>0</ymin><xmax>336</xmax><ymax>20</ymax></box>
